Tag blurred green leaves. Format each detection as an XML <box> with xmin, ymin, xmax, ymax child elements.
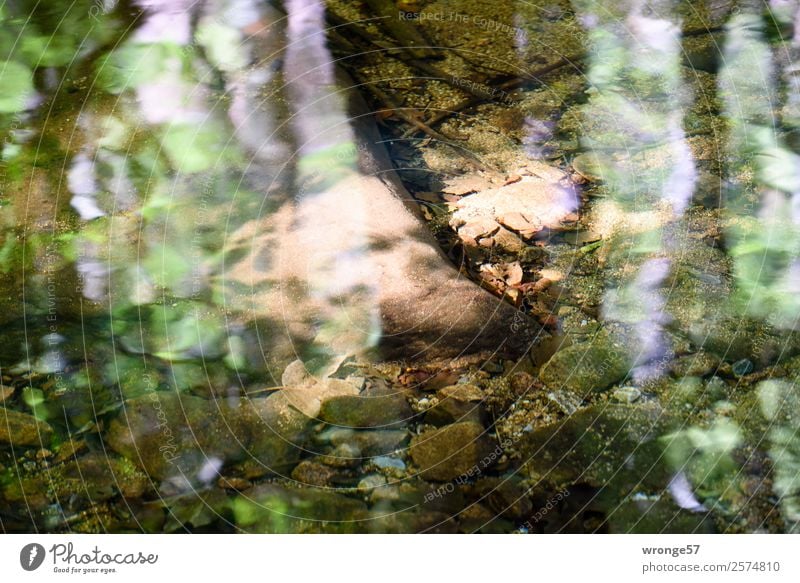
<box><xmin>663</xmin><ymin>417</ymin><xmax>743</xmax><ymax>498</ymax></box>
<box><xmin>95</xmin><ymin>42</ymin><xmax>186</xmax><ymax>94</ymax></box>
<box><xmin>759</xmin><ymin>380</ymin><xmax>800</xmax><ymax>532</ymax></box>
<box><xmin>0</xmin><ymin>60</ymin><xmax>34</xmax><ymax>113</ymax></box>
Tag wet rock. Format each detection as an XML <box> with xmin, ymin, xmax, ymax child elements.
<box><xmin>1</xmin><ymin>452</ymin><xmax>149</xmax><ymax>507</ymax></box>
<box><xmin>425</xmin><ymin>384</ymin><xmax>485</xmax><ymax>426</ymax></box>
<box><xmin>0</xmin><ymin>407</ymin><xmax>53</xmax><ymax>447</ymax></box>
<box><xmin>238</xmin><ymin>391</ymin><xmax>313</xmax><ymax>477</ymax></box>
<box><xmin>331</xmin><ymin>429</ymin><xmax>409</xmax><ymax>456</ymax></box>
<box><xmin>278</xmin><ymin>363</ymin><xmax>362</xmax><ymax>418</ymax></box>
<box><xmin>561</xmin><ymin>230</ymin><xmax>602</xmax><ymax>246</ymax></box>
<box><xmin>604</xmin><ymin>497</ymin><xmax>713</xmax><ymax>533</ymax></box>
<box><xmin>571</xmin><ymin>152</ymin><xmax>604</xmax><ymax>182</ymax></box>
<box><xmin>281</xmin><ymin>359</ymin><xmax>313</xmax><ymax>386</ymax></box>
<box><xmin>162</xmin><ymin>489</ymin><xmax>230</xmax><ymax>532</ymax></box>
<box><xmin>279</xmin><ymin>379</ymin><xmax>360</xmax><ymax>418</ymax></box>
<box><xmin>319</xmin><ymin>443</ymin><xmax>362</xmax><ymax>468</ymax></box>
<box><xmin>357</xmin><ymin>474</ymin><xmax>388</xmax><ymax>497</ymax></box>
<box><xmin>456</xmin><ymin>216</ymin><xmax>500</xmax><ymax>242</ymax></box>
<box><xmin>233</xmin><ymin>483</ymin><xmax>369</xmax><ymax>533</ymax></box>
<box><xmin>457</xmin><ymin>502</ymin><xmax>510</xmax><ymax>533</ymax></box>
<box><xmin>538</xmin><ymin>332</ymin><xmax>629</xmax><ymax>393</ymax></box>
<box><xmin>371</xmin><ymin>510</ymin><xmax>460</xmax><ymax>533</ymax></box>
<box><xmin>370</xmin><ymin>455</ymin><xmax>406</xmax><ymax>474</ymax></box>
<box><xmin>491</xmin><ymin>226</ymin><xmax>527</xmax><ymax>253</ymax></box>
<box><xmin>472</xmin><ymin>476</ymin><xmax>534</xmax><ymax>522</ymax></box>
<box><xmin>546</xmin><ymin>389</ymin><xmax>583</xmax><ymax>414</ymax></box>
<box><xmin>319</xmin><ymin>392</ymin><xmax>412</xmax><ymax>428</ymax></box>
<box><xmin>669</xmin><ymin>351</ymin><xmax>720</xmax><ymax>378</ymax></box>
<box><xmin>218</xmin><ymin>476</ymin><xmax>253</xmax><ymax>491</ymax></box>
<box><xmin>732</xmin><ymin>359</ymin><xmax>754</xmax><ymax>377</ymax></box>
<box><xmin>612</xmin><ymin>386</ymin><xmax>642</xmax><ymax>404</ymax></box>
<box><xmin>58</xmin><ymin>452</ymin><xmax>150</xmax><ymax>500</ymax></box>
<box><xmin>410</xmin><ymin>421</ymin><xmax>496</xmax><ymax>481</ymax></box>
<box><xmin>442</xmin><ymin>174</ymin><xmax>494</xmax><ymax>196</ymax></box>
<box><xmin>520</xmin><ymin>404</ymin><xmax>672</xmax><ymax>492</ymax></box>
<box><xmin>291</xmin><ymin>460</ymin><xmax>338</xmax><ymax>487</ymax></box>
<box><xmin>105</xmin><ymin>391</ymin><xmax>312</xmax><ymax>482</ymax></box>
<box><xmin>705</xmin><ymin>376</ymin><xmax>728</xmax><ymax>401</ymax></box>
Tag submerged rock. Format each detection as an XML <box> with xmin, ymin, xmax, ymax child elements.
<box><xmin>2</xmin><ymin>452</ymin><xmax>149</xmax><ymax>509</ymax></box>
<box><xmin>410</xmin><ymin>421</ymin><xmax>496</xmax><ymax>481</ymax></box>
<box><xmin>425</xmin><ymin>384</ymin><xmax>486</xmax><ymax>426</ymax></box>
<box><xmin>233</xmin><ymin>483</ymin><xmax>369</xmax><ymax>533</ymax></box>
<box><xmin>105</xmin><ymin>391</ymin><xmax>312</xmax><ymax>482</ymax></box>
<box><xmin>330</xmin><ymin>428</ymin><xmax>409</xmax><ymax>457</ymax></box>
<box><xmin>603</xmin><ymin>497</ymin><xmax>713</xmax><ymax>533</ymax></box>
<box><xmin>538</xmin><ymin>332</ymin><xmax>629</xmax><ymax>394</ymax></box>
<box><xmin>520</xmin><ymin>404</ymin><xmax>672</xmax><ymax>493</ymax></box>
<box><xmin>291</xmin><ymin>460</ymin><xmax>339</xmax><ymax>487</ymax></box>
<box><xmin>319</xmin><ymin>391</ymin><xmax>413</xmax><ymax>428</ymax></box>
<box><xmin>0</xmin><ymin>407</ymin><xmax>53</xmax><ymax>447</ymax></box>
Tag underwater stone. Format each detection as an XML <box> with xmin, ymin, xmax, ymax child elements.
<box><xmin>732</xmin><ymin>359</ymin><xmax>754</xmax><ymax>377</ymax></box>
<box><xmin>538</xmin><ymin>333</ymin><xmax>629</xmax><ymax>393</ymax></box>
<box><xmin>0</xmin><ymin>407</ymin><xmax>53</xmax><ymax>447</ymax></box>
<box><xmin>410</xmin><ymin>421</ymin><xmax>496</xmax><ymax>481</ymax></box>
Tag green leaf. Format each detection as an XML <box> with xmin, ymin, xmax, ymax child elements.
<box><xmin>160</xmin><ymin>123</ymin><xmax>222</xmax><ymax>174</ymax></box>
<box><xmin>0</xmin><ymin>60</ymin><xmax>34</xmax><ymax>113</ymax></box>
<box><xmin>144</xmin><ymin>243</ymin><xmax>190</xmax><ymax>289</ymax></box>
<box><xmin>195</xmin><ymin>20</ymin><xmax>245</xmax><ymax>72</ymax></box>
<box><xmin>19</xmin><ymin>34</ymin><xmax>76</xmax><ymax>67</ymax></box>
<box><xmin>755</xmin><ymin>147</ymin><xmax>800</xmax><ymax>193</ymax></box>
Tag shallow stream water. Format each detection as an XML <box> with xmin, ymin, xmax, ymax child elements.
<box><xmin>2</xmin><ymin>0</ymin><xmax>800</xmax><ymax>533</ymax></box>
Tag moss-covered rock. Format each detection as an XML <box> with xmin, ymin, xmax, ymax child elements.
<box><xmin>105</xmin><ymin>391</ymin><xmax>312</xmax><ymax>482</ymax></box>
<box><xmin>319</xmin><ymin>392</ymin><xmax>413</xmax><ymax>429</ymax></box>
<box><xmin>0</xmin><ymin>407</ymin><xmax>53</xmax><ymax>447</ymax></box>
<box><xmin>538</xmin><ymin>332</ymin><xmax>629</xmax><ymax>393</ymax></box>
<box><xmin>520</xmin><ymin>404</ymin><xmax>673</xmax><ymax>493</ymax></box>
<box><xmin>232</xmin><ymin>483</ymin><xmax>369</xmax><ymax>533</ymax></box>
<box><xmin>410</xmin><ymin>421</ymin><xmax>497</xmax><ymax>481</ymax></box>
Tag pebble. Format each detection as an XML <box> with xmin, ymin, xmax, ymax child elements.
<box><xmin>330</xmin><ymin>429</ymin><xmax>409</xmax><ymax>457</ymax></box>
<box><xmin>425</xmin><ymin>384</ymin><xmax>485</xmax><ymax>426</ymax></box>
<box><xmin>371</xmin><ymin>456</ymin><xmax>406</xmax><ymax>471</ymax></box>
<box><xmin>291</xmin><ymin>460</ymin><xmax>338</xmax><ymax>486</ymax></box>
<box><xmin>732</xmin><ymin>359</ymin><xmax>754</xmax><ymax>377</ymax></box>
<box><xmin>612</xmin><ymin>386</ymin><xmax>642</xmax><ymax>404</ymax></box>
<box><xmin>320</xmin><ymin>443</ymin><xmax>362</xmax><ymax>468</ymax></box>
<box><xmin>357</xmin><ymin>474</ymin><xmax>388</xmax><ymax>496</ymax></box>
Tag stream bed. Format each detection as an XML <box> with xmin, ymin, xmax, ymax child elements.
<box><xmin>2</xmin><ymin>0</ymin><xmax>800</xmax><ymax>533</ymax></box>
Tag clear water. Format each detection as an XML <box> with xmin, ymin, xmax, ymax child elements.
<box><xmin>1</xmin><ymin>0</ymin><xmax>800</xmax><ymax>533</ymax></box>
